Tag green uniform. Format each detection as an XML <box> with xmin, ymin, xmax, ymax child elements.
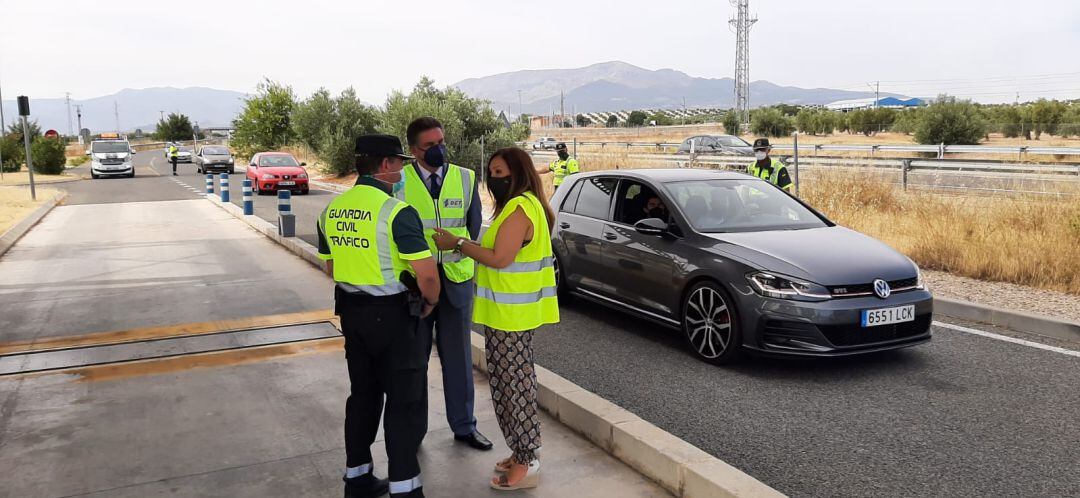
<box><xmin>748</xmin><ymin>157</ymin><xmax>793</xmax><ymax>193</ymax></box>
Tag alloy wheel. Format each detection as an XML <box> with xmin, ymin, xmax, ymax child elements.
<box><xmin>684</xmin><ymin>286</ymin><xmax>732</xmax><ymax>359</ymax></box>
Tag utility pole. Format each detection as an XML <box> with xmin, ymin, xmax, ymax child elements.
<box><xmin>868</xmin><ymin>81</ymin><xmax>880</xmax><ymax>107</ymax></box>
<box><xmin>683</xmin><ymin>97</ymin><xmax>687</xmax><ymax>125</ymax></box>
<box><xmin>65</xmin><ymin>93</ymin><xmax>74</xmax><ymax>137</ymax></box>
<box><xmin>729</xmin><ymin>0</ymin><xmax>757</xmax><ymax>126</ymax></box>
<box><xmin>159</xmin><ymin>110</ymin><xmax>165</xmax><ymax>122</ymax></box>
<box><xmin>75</xmin><ymin>105</ymin><xmax>84</xmax><ymax>145</ymax></box>
<box><xmin>114</xmin><ymin>101</ymin><xmax>120</xmax><ymax>133</ymax></box>
<box><xmin>517</xmin><ymin>90</ymin><xmax>523</xmax><ymax>119</ymax></box>
<box><xmin>560</xmin><ymin>90</ymin><xmax>565</xmax><ymax>128</ymax></box>
<box><xmin>0</xmin><ymin>72</ymin><xmax>6</xmax><ymax>181</ymax></box>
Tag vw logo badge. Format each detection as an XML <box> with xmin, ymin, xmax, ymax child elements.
<box><xmin>873</xmin><ymin>279</ymin><xmax>891</xmax><ymax>299</ymax></box>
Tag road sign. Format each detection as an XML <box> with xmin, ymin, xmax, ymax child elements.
<box><xmin>44</xmin><ymin>129</ymin><xmax>59</xmax><ymax>138</ymax></box>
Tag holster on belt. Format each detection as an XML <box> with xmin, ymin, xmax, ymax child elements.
<box><xmin>399</xmin><ymin>272</ymin><xmax>423</xmax><ymax>317</ymax></box>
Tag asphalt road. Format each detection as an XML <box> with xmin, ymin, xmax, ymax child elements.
<box><xmin>59</xmin><ymin>151</ymin><xmax>1080</xmax><ymax>497</ymax></box>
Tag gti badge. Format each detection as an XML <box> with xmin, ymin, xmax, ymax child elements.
<box><xmin>873</xmin><ymin>279</ymin><xmax>891</xmax><ymax>299</ymax></box>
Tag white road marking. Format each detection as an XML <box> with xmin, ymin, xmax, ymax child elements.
<box><xmin>933</xmin><ymin>321</ymin><xmax>1080</xmax><ymax>358</ymax></box>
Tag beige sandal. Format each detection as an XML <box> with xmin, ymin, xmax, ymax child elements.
<box><xmin>490</xmin><ymin>460</ymin><xmax>539</xmax><ymax>490</ymax></box>
<box><xmin>494</xmin><ymin>456</ymin><xmax>514</xmax><ymax>474</ymax></box>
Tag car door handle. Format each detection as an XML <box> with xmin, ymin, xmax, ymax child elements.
<box><xmin>559</xmin><ymin>222</ymin><xmax>570</xmax><ymax>229</ymax></box>
<box><xmin>603</xmin><ymin>233</ymin><xmax>617</xmax><ymax>240</ymax></box>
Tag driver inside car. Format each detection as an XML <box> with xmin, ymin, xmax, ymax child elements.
<box><xmin>642</xmin><ymin>195</ymin><xmax>668</xmax><ymax>222</ymax></box>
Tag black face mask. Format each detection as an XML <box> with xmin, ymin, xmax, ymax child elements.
<box><xmin>557</xmin><ymin>150</ymin><xmax>569</xmax><ymax>160</ymax></box>
<box><xmin>488</xmin><ymin>176</ymin><xmax>513</xmax><ymax>203</ymax></box>
<box><xmin>648</xmin><ymin>207</ymin><xmax>666</xmax><ymax>219</ymax></box>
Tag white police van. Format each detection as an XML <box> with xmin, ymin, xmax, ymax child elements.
<box><xmin>89</xmin><ymin>133</ymin><xmax>135</xmax><ymax>179</ymax></box>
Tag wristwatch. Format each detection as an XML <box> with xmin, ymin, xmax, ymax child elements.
<box><xmin>454</xmin><ymin>237</ymin><xmax>466</xmax><ymax>253</ymax></box>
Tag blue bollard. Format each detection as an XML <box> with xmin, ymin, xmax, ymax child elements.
<box><xmin>205</xmin><ymin>174</ymin><xmax>214</xmax><ymax>194</ymax></box>
<box><xmin>277</xmin><ymin>189</ymin><xmax>291</xmax><ymax>213</ymax></box>
<box><xmin>277</xmin><ymin>190</ymin><xmax>294</xmax><ymax>237</ymax></box>
<box><xmin>219</xmin><ymin>173</ymin><xmax>229</xmax><ymax>203</ymax></box>
<box><xmin>242</xmin><ymin>179</ymin><xmax>254</xmax><ymax>215</ymax></box>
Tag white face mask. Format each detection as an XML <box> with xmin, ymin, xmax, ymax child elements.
<box><xmin>754</xmin><ymin>151</ymin><xmax>767</xmax><ymax>161</ymax></box>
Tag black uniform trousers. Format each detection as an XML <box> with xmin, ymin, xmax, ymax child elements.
<box><xmin>337</xmin><ymin>287</ymin><xmax>429</xmax><ymax>482</ymax></box>
<box><xmin>171</xmin><ymin>156</ymin><xmax>178</xmax><ymax>173</ymax></box>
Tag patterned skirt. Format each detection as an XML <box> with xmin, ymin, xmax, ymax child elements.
<box><xmin>484</xmin><ymin>326</ymin><xmax>540</xmax><ymax>464</ymax></box>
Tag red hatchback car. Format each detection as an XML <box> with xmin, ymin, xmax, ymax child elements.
<box><xmin>246</xmin><ymin>152</ymin><xmax>310</xmax><ymax>195</ymax></box>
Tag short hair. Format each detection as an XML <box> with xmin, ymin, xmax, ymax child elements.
<box><xmin>355</xmin><ymin>155</ymin><xmax>387</xmax><ymax>176</ymax></box>
<box><xmin>406</xmin><ymin>117</ymin><xmax>443</xmax><ymax>146</ymax></box>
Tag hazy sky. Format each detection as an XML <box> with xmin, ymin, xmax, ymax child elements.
<box><xmin>1</xmin><ymin>0</ymin><xmax>1078</xmax><ymax>104</ymax></box>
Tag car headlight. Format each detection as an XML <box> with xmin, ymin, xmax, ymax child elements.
<box><xmin>909</xmin><ymin>259</ymin><xmax>926</xmax><ymax>290</ymax></box>
<box><xmin>227</xmin><ymin>158</ymin><xmax>234</xmax><ymax>164</ymax></box>
<box><xmin>298</xmin><ymin>173</ymin><xmax>308</xmax><ymax>179</ymax></box>
<box><xmin>747</xmin><ymin>272</ymin><xmax>831</xmax><ymax>300</ymax></box>
<box><xmin>262</xmin><ymin>173</ymin><xmax>276</xmax><ymax>180</ymax></box>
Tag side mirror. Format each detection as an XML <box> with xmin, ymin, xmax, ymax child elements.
<box><xmin>85</xmin><ymin>150</ymin><xmax>92</xmax><ymax>156</ymax></box>
<box><xmin>130</xmin><ymin>150</ymin><xmax>136</xmax><ymax>155</ymax></box>
<box><xmin>300</xmin><ymin>162</ymin><xmax>307</xmax><ymax>167</ymax></box>
<box><xmin>634</xmin><ymin>218</ymin><xmax>668</xmax><ymax>236</ymax></box>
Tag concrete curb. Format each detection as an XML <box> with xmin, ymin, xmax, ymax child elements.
<box><xmin>204</xmin><ymin>194</ymin><xmax>327</xmax><ymax>270</ymax></box>
<box><xmin>202</xmin><ymin>192</ymin><xmax>785</xmax><ymax>497</ymax></box>
<box><xmin>0</xmin><ymin>190</ymin><xmax>69</xmax><ymax>259</ymax></box>
<box><xmin>934</xmin><ymin>297</ymin><xmax>1080</xmax><ymax>342</ymax></box>
<box><xmin>467</xmin><ymin>333</ymin><xmax>784</xmax><ymax>498</ymax></box>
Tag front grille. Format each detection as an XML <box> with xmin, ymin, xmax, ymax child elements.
<box><xmin>100</xmin><ymin>158</ymin><xmax>124</xmax><ymax>165</ymax></box>
<box><xmin>818</xmin><ymin>314</ymin><xmax>931</xmax><ymax>347</ymax></box>
<box><xmin>829</xmin><ymin>277</ymin><xmax>919</xmax><ymax>297</ymax></box>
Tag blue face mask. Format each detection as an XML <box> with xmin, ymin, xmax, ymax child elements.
<box><xmin>423</xmin><ymin>144</ymin><xmax>447</xmax><ymax>169</ymax></box>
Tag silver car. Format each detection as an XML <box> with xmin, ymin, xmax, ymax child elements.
<box><xmin>195</xmin><ymin>145</ymin><xmax>235</xmax><ymax>174</ymax></box>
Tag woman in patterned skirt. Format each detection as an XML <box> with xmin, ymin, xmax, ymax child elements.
<box><xmin>433</xmin><ymin>147</ymin><xmax>559</xmax><ymax>490</ymax></box>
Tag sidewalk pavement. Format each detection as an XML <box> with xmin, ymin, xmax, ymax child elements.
<box><xmin>0</xmin><ymin>336</ymin><xmax>669</xmax><ymax>498</ymax></box>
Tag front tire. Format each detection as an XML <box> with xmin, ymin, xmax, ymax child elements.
<box><xmin>681</xmin><ymin>281</ymin><xmax>742</xmax><ymax>365</ymax></box>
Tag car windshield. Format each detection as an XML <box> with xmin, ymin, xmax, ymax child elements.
<box><xmin>202</xmin><ymin>147</ymin><xmax>229</xmax><ymax>155</ymax></box>
<box><xmin>716</xmin><ymin>136</ymin><xmax>751</xmax><ymax>147</ymax></box>
<box><xmin>92</xmin><ymin>141</ymin><xmax>130</xmax><ymax>153</ymax></box>
<box><xmin>259</xmin><ymin>155</ymin><xmax>299</xmax><ymax>167</ymax></box>
<box><xmin>663</xmin><ymin>179</ymin><xmax>828</xmax><ymax>232</ymax></box>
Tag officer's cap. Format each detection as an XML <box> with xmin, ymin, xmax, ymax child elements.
<box><xmin>555</xmin><ymin>142</ymin><xmax>568</xmax><ymax>151</ymax></box>
<box><xmin>355</xmin><ymin>134</ymin><xmax>414</xmax><ymax>160</ymax></box>
<box><xmin>752</xmin><ymin>138</ymin><xmax>771</xmax><ymax>150</ymax></box>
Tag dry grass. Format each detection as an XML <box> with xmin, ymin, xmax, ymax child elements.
<box><xmin>0</xmin><ymin>186</ymin><xmax>61</xmax><ymax>234</ymax></box>
<box><xmin>0</xmin><ymin>169</ymin><xmax>78</xmax><ymax>186</ymax></box>
<box><xmin>800</xmin><ymin>172</ymin><xmax>1080</xmax><ymax>295</ymax></box>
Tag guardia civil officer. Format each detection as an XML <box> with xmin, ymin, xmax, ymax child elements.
<box><xmin>317</xmin><ymin>134</ymin><xmax>440</xmax><ymax>498</ymax></box>
<box><xmin>168</xmin><ymin>143</ymin><xmax>179</xmax><ymax>176</ymax></box>
<box><xmin>539</xmin><ymin>142</ymin><xmax>579</xmax><ymax>192</ymax></box>
<box><xmin>748</xmin><ymin>138</ymin><xmax>794</xmax><ymax>194</ymax></box>
<box><xmin>397</xmin><ymin>117</ymin><xmax>493</xmax><ymax>451</ymax></box>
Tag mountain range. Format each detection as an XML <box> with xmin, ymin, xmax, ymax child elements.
<box><xmin>453</xmin><ymin>61</ymin><xmax>896</xmax><ymax>114</ymax></box>
<box><xmin>0</xmin><ymin>87</ymin><xmax>247</xmax><ymax>136</ymax></box>
<box><xmin>1</xmin><ymin>62</ymin><xmax>898</xmax><ymax>134</ymax></box>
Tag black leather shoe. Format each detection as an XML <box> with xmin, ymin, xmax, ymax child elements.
<box><xmin>343</xmin><ymin>473</ymin><xmax>389</xmax><ymax>498</ymax></box>
<box><xmin>455</xmin><ymin>430</ymin><xmax>494</xmax><ymax>450</ymax></box>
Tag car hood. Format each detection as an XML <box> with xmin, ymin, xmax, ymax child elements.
<box><xmin>703</xmin><ymin>226</ymin><xmax>916</xmax><ymax>285</ymax></box>
<box><xmin>255</xmin><ymin>166</ymin><xmax>306</xmax><ymax>175</ymax></box>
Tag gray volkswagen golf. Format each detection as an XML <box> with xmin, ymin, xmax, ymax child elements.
<box><xmin>551</xmin><ymin>169</ymin><xmax>932</xmax><ymax>364</ymax></box>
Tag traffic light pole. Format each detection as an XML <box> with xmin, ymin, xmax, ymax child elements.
<box><xmin>22</xmin><ymin>116</ymin><xmax>36</xmax><ymax>201</ymax></box>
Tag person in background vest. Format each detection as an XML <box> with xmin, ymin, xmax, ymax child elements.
<box><xmin>540</xmin><ymin>142</ymin><xmax>579</xmax><ymax>193</ymax></box>
<box><xmin>317</xmin><ymin>134</ymin><xmax>440</xmax><ymax>498</ymax></box>
<box><xmin>168</xmin><ymin>144</ymin><xmax>179</xmax><ymax>176</ymax></box>
<box><xmin>399</xmin><ymin>117</ymin><xmax>493</xmax><ymax>451</ymax></box>
<box><xmin>748</xmin><ymin>138</ymin><xmax>794</xmax><ymax>194</ymax></box>
<box><xmin>432</xmin><ymin>147</ymin><xmax>559</xmax><ymax>491</ymax></box>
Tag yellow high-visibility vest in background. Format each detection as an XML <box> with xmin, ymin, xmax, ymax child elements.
<box><xmin>473</xmin><ymin>192</ymin><xmax>559</xmax><ymax>332</ymax></box>
<box><xmin>396</xmin><ymin>163</ymin><xmax>476</xmax><ymax>283</ymax></box>
<box><xmin>549</xmin><ymin>158</ymin><xmax>579</xmax><ymax>186</ymax></box>
<box><xmin>319</xmin><ymin>184</ymin><xmax>431</xmax><ymax>295</ymax></box>
<box><xmin>748</xmin><ymin>157</ymin><xmax>792</xmax><ymax>193</ymax></box>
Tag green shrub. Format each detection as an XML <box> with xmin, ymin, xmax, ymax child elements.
<box><xmin>626</xmin><ymin>111</ymin><xmax>648</xmax><ymax>127</ymax></box>
<box><xmin>606</xmin><ymin>115</ymin><xmax>618</xmax><ymax>127</ymax></box>
<box><xmin>232</xmin><ymin>79</ymin><xmax>296</xmax><ymax>158</ymax></box>
<box><xmin>68</xmin><ymin>155</ymin><xmax>90</xmax><ymax>167</ymax></box>
<box><xmin>1</xmin><ymin>136</ymin><xmax>23</xmax><ymax>172</ymax></box>
<box><xmin>914</xmin><ymin>95</ymin><xmax>987</xmax><ymax>145</ymax></box>
<box><xmin>722</xmin><ymin>110</ymin><xmax>741</xmax><ymax>136</ymax></box>
<box><xmin>30</xmin><ymin>137</ymin><xmax>68</xmax><ymax>174</ymax></box>
<box><xmin>750</xmin><ymin>108</ymin><xmax>795</xmax><ymax>137</ymax></box>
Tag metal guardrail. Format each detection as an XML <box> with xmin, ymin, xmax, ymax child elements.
<box><xmin>522</xmin><ymin>140</ymin><xmax>1080</xmax><ymax>159</ymax></box>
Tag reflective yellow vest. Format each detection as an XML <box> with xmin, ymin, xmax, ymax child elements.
<box><xmin>549</xmin><ymin>158</ymin><xmax>580</xmax><ymax>186</ymax></box>
<box><xmin>748</xmin><ymin>157</ymin><xmax>792</xmax><ymax>193</ymax></box>
<box><xmin>168</xmin><ymin>145</ymin><xmax>178</xmax><ymax>158</ymax></box>
<box><xmin>318</xmin><ymin>184</ymin><xmax>431</xmax><ymax>295</ymax></box>
<box><xmin>473</xmin><ymin>192</ymin><xmax>559</xmax><ymax>332</ymax></box>
<box><xmin>396</xmin><ymin>163</ymin><xmax>476</xmax><ymax>283</ymax></box>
